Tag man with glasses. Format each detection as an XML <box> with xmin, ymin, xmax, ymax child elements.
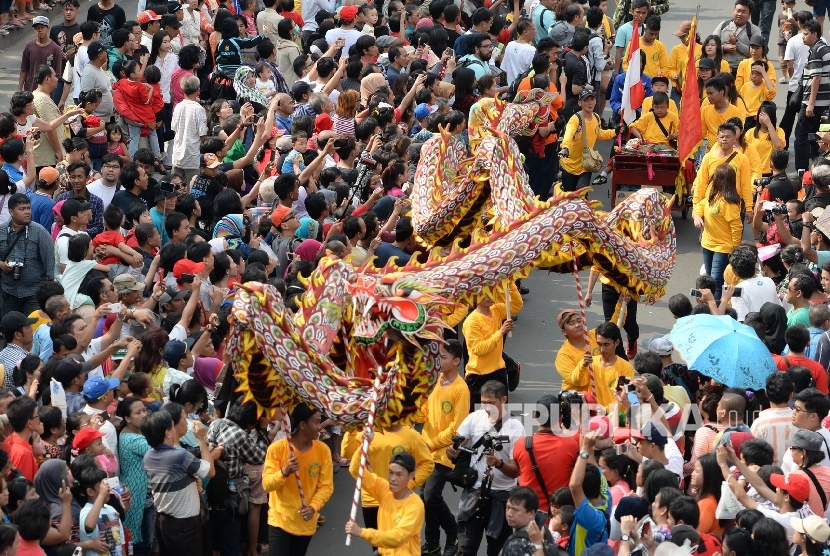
<box><xmin>2</xmin><ymin>397</ymin><xmax>43</xmax><ymax>481</ymax></box>
<box><xmin>458</xmin><ymin>33</ymin><xmax>496</xmax><ymax>81</ymax></box>
<box><xmin>88</xmin><ymin>153</ymin><xmax>122</xmax><ymax>209</ymax></box>
<box><xmin>0</xmin><ymin>311</ymin><xmax>38</xmax><ymax>386</ymax></box>
<box><xmin>783</xmin><ymin>388</ymin><xmax>830</xmax><ymax>473</ymax></box>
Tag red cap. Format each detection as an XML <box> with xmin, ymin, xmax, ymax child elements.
<box><xmin>339</xmin><ymin>5</ymin><xmax>358</xmax><ymax>20</ymax></box>
<box><xmin>72</xmin><ymin>428</ymin><xmax>105</xmax><ymax>451</ymax></box>
<box><xmin>137</xmin><ymin>10</ymin><xmax>160</xmax><ymax>24</ymax></box>
<box><xmin>770</xmin><ymin>473</ymin><xmax>811</xmax><ymax>503</ymax></box>
<box><xmin>588</xmin><ymin>416</ymin><xmax>610</xmax><ymax>439</ymax></box>
<box><xmin>173</xmin><ymin>259</ymin><xmax>206</xmax><ymax>280</ymax></box>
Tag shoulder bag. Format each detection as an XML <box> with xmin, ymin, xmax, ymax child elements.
<box><xmin>576</xmin><ymin>113</ymin><xmax>604</xmax><ymax>173</ymax></box>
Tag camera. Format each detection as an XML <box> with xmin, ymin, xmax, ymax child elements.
<box><xmin>8</xmin><ymin>261</ymin><xmax>23</xmax><ymax>280</ymax></box>
<box><xmin>32</xmin><ymin>130</ymin><xmax>40</xmax><ymax>141</ymax></box>
<box><xmin>477</xmin><ymin>432</ymin><xmax>505</xmax><ymax>453</ymax></box>
<box><xmin>754</xmin><ymin>177</ymin><xmax>771</xmax><ymax>187</ymax></box>
<box><xmin>762</xmin><ymin>201</ymin><xmax>789</xmax><ymax>215</ymax></box>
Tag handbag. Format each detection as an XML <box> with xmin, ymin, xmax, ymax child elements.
<box><xmin>715</xmin><ymin>480</ymin><xmax>741</xmax><ymax>519</ymax></box>
<box><xmin>577</xmin><ymin>113</ymin><xmax>604</xmax><ymax>173</ymax></box>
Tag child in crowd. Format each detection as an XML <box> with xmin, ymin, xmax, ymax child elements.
<box><xmin>549</xmin><ymin>504</ymin><xmax>574</xmax><ymax>550</ymax></box>
<box><xmin>641</xmin><ymin>75</ymin><xmax>678</xmax><ymax>115</ymax></box>
<box><xmin>73</xmin><ymin>428</ymin><xmax>117</xmax><ymax>477</ymax></box>
<box><xmin>112</xmin><ymin>61</ymin><xmax>164</xmax><ymax>163</ymax></box>
<box><xmin>14</xmin><ymin>499</ymin><xmax>52</xmax><ymax>556</ymax></box>
<box><xmin>739</xmin><ymin>61</ymin><xmax>777</xmax><ymax>130</ymax></box>
<box><xmin>778</xmin><ymin>0</ymin><xmax>796</xmax><ymax>83</ymax></box>
<box><xmin>281</xmin><ymin>132</ymin><xmax>308</xmax><ymax>175</ymax></box>
<box><xmin>105</xmin><ymin>124</ymin><xmax>130</xmax><ymax>165</ymax></box>
<box><xmin>254</xmin><ymin>61</ymin><xmax>277</xmax><ymax>100</ymax></box>
<box><xmin>630</xmin><ymin>92</ymin><xmax>679</xmax><ymax>148</ymax></box>
<box><xmin>92</xmin><ymin>205</ymin><xmax>144</xmax><ymax>280</ymax></box>
<box><xmin>623</xmin><ymin>15</ymin><xmax>667</xmax><ymax>77</ymax></box>
<box><xmin>128</xmin><ymin>372</ymin><xmax>163</xmax><ymax>413</ymax></box>
<box><xmin>74</xmin><ymin>466</ymin><xmax>126</xmax><ymax>556</ymax></box>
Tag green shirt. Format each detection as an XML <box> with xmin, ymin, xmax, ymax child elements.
<box><xmin>223</xmin><ymin>140</ymin><xmax>246</xmax><ymax>163</ymax></box>
<box><xmin>787</xmin><ymin>306</ymin><xmax>811</xmax><ymax>327</ymax></box>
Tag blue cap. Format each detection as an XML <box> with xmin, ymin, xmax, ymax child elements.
<box><xmin>163</xmin><ymin>337</ymin><xmax>195</xmax><ymax>366</ymax></box>
<box><xmin>579</xmin><ymin>88</ymin><xmax>597</xmax><ymax>100</ymax></box>
<box><xmin>414</xmin><ymin>103</ymin><xmax>434</xmax><ymax>121</ymax></box>
<box><xmin>82</xmin><ymin>376</ymin><xmax>120</xmax><ymax>400</ymax></box>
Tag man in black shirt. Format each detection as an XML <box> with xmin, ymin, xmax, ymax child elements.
<box><xmin>561</xmin><ymin>31</ymin><xmax>590</xmax><ymax>124</ymax></box>
<box><xmin>111</xmin><ymin>162</ymin><xmax>150</xmax><ymax>215</ymax></box>
<box><xmin>50</xmin><ymin>0</ymin><xmax>81</xmax><ymax>106</ymax></box>
<box><xmin>762</xmin><ymin>148</ymin><xmax>799</xmax><ymax>203</ymax></box>
<box><xmin>87</xmin><ymin>0</ymin><xmax>126</xmax><ymax>48</ymax></box>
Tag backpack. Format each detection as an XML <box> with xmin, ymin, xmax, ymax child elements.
<box><xmin>696</xmin><ymin>532</ymin><xmax>723</xmax><ymax>556</ymax></box>
<box><xmin>507</xmin><ymin>69</ymin><xmax>533</xmax><ymax>102</ymax></box>
<box><xmin>720</xmin><ymin>19</ymin><xmax>754</xmax><ymax>41</ymax></box>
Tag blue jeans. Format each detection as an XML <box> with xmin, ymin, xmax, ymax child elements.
<box><xmin>702</xmin><ymin>248</ymin><xmax>730</xmax><ymax>300</ymax></box>
<box><xmin>133</xmin><ymin>504</ymin><xmax>156</xmax><ymax>556</ymax></box>
<box><xmin>126</xmin><ymin>119</ymin><xmax>160</xmax><ymax>158</ymax></box>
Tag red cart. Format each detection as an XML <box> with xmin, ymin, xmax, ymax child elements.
<box><xmin>610</xmin><ymin>154</ymin><xmax>687</xmax><ymax>218</ymax></box>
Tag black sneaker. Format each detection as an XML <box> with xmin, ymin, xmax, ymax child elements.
<box><xmin>443</xmin><ymin>533</ymin><xmax>459</xmax><ymax>556</ymax></box>
<box><xmin>422</xmin><ymin>543</ymin><xmax>441</xmax><ymax>555</ymax></box>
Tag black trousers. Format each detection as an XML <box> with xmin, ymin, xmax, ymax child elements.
<box><xmin>525</xmin><ymin>141</ymin><xmax>560</xmax><ymax>199</ymax></box>
<box><xmin>156</xmin><ymin>514</ymin><xmax>202</xmax><ymax>556</ymax></box>
<box><xmin>781</xmin><ymin>90</ymin><xmax>800</xmax><ymax>148</ymax></box>
<box><xmin>423</xmin><ymin>463</ymin><xmax>457</xmax><ymax>547</ymax></box>
<box><xmin>457</xmin><ymin>496</ymin><xmax>512</xmax><ymax>556</ymax></box>
<box><xmin>268</xmin><ymin>526</ymin><xmax>313</xmax><ymax>556</ymax></box>
<box><xmin>465</xmin><ymin>369</ymin><xmax>508</xmax><ymax>413</ymax></box>
<box><xmin>601</xmin><ymin>283</ymin><xmax>639</xmax><ymax>342</ymax></box>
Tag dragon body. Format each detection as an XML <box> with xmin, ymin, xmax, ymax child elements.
<box><xmin>229</xmin><ymin>91</ymin><xmax>677</xmax><ymax>426</ymax></box>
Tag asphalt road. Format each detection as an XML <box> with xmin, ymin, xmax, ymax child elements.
<box><xmin>0</xmin><ymin>0</ymin><xmax>793</xmax><ymax>552</ymax></box>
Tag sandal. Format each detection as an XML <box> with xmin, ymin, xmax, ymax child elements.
<box><xmin>336</xmin><ymin>456</ymin><xmax>349</xmax><ymax>466</ymax></box>
<box><xmin>591</xmin><ymin>174</ymin><xmax>608</xmax><ymax>185</ymax></box>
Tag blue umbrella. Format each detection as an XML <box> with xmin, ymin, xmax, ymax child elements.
<box><xmin>666</xmin><ymin>314</ymin><xmax>776</xmax><ymax>390</ymax></box>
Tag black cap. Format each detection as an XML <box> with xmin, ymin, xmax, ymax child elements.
<box><xmin>698</xmin><ymin>57</ymin><xmax>717</xmax><ymax>69</ymax></box>
<box><xmin>0</xmin><ymin>311</ymin><xmax>37</xmax><ymax>338</ymax></box>
<box><xmin>390</xmin><ymin>452</ymin><xmax>416</xmax><ymax>473</ymax></box>
<box><xmin>161</xmin><ymin>13</ymin><xmax>181</xmax><ymax>29</ymax></box>
<box><xmin>87</xmin><ymin>41</ymin><xmax>106</xmax><ymax>60</ymax></box>
<box><xmin>60</xmin><ymin>198</ymin><xmax>92</xmax><ymax>221</ymax></box>
<box><xmin>315</xmin><ymin>9</ymin><xmax>335</xmax><ymax>24</ymax></box>
<box><xmin>289</xmin><ymin>403</ymin><xmax>319</xmax><ymax>433</ymax></box>
<box><xmin>749</xmin><ymin>35</ymin><xmax>766</xmax><ymax>47</ymax></box>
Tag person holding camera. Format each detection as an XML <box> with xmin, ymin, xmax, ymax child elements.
<box><xmin>0</xmin><ymin>193</ymin><xmax>55</xmax><ymax>315</ymax></box>
<box><xmin>446</xmin><ymin>380</ymin><xmax>525</xmax><ymax>556</ymax></box>
<box><xmin>500</xmin><ymin>486</ymin><xmax>564</xmax><ymax>556</ymax></box>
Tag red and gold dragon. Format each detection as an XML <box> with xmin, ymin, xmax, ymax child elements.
<box><xmin>228</xmin><ymin>90</ymin><xmax>677</xmax><ymax>427</ymax></box>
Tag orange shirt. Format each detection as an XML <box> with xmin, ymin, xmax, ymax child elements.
<box><xmin>773</xmin><ymin>354</ymin><xmax>830</xmax><ymax>394</ymax></box>
<box><xmin>697</xmin><ymin>495</ymin><xmax>724</xmax><ymax>537</ymax></box>
<box><xmin>2</xmin><ymin>433</ymin><xmax>37</xmax><ymax>482</ymax></box>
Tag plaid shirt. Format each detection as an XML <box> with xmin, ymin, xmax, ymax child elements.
<box><xmin>56</xmin><ymin>189</ymin><xmax>105</xmax><ymax>238</ymax></box>
<box><xmin>206</xmin><ymin>418</ymin><xmax>266</xmax><ymax>479</ymax></box>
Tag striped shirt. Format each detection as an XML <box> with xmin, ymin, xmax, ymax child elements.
<box><xmin>751</xmin><ymin>407</ymin><xmax>795</xmax><ymax>466</ymax></box>
<box><xmin>802</xmin><ymin>38</ymin><xmax>830</xmax><ymax>108</ymax></box>
<box><xmin>332</xmin><ymin>114</ymin><xmax>355</xmax><ymax>137</ymax></box>
<box><xmin>143</xmin><ymin>444</ymin><xmax>210</xmax><ymax>518</ymax></box>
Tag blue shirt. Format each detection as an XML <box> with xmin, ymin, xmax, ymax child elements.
<box><xmin>150</xmin><ymin>207</ymin><xmax>169</xmax><ymax>245</ymax></box>
<box><xmin>1</xmin><ymin>163</ymin><xmax>22</xmax><ymax>185</ymax></box>
<box><xmin>569</xmin><ymin>490</ymin><xmax>610</xmax><ymax>556</ymax></box>
<box><xmin>609</xmin><ymin>72</ymin><xmax>653</xmax><ymax>116</ymax></box>
<box><xmin>275</xmin><ymin>114</ymin><xmax>293</xmax><ymax>133</ymax></box>
<box><xmin>280</xmin><ymin>149</ymin><xmax>306</xmax><ymax>175</ymax></box>
<box><xmin>32</xmin><ymin>323</ymin><xmax>52</xmax><ymax>363</ymax></box>
<box><xmin>374</xmin><ymin>243</ymin><xmax>411</xmax><ymax>267</ymax></box>
<box><xmin>614</xmin><ymin>21</ymin><xmax>644</xmax><ymax>57</ymax></box>
<box><xmin>26</xmin><ymin>189</ymin><xmax>55</xmax><ymax>232</ymax></box>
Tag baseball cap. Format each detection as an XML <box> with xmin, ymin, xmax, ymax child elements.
<box><xmin>161</xmin><ymin>13</ymin><xmax>182</xmax><ymax>29</ymax></box>
<box><xmin>200</xmin><ymin>153</ymin><xmax>221</xmax><ymax>168</ymax></box>
<box><xmin>376</xmin><ymin>35</ymin><xmax>397</xmax><ymax>49</ymax></box>
<box><xmin>673</xmin><ymin>20</ymin><xmax>692</xmax><ymax>37</ymax></box>
<box><xmin>38</xmin><ymin>166</ymin><xmax>59</xmax><ymax>184</ymax></box>
<box><xmin>167</xmin><ymin>1</ymin><xmax>183</xmax><ymax>11</ymax></box>
<box><xmin>32</xmin><ymin>15</ymin><xmax>50</xmax><ymax>27</ymax></box>
<box><xmin>770</xmin><ymin>472</ymin><xmax>810</xmax><ymax>503</ymax></box>
<box><xmin>652</xmin><ymin>74</ymin><xmax>670</xmax><ymax>86</ymax></box>
<box><xmin>0</xmin><ymin>311</ymin><xmax>37</xmax><ymax>338</ymax></box>
<box><xmin>414</xmin><ymin>103</ymin><xmax>435</xmax><ymax>121</ymax></box>
<box><xmin>749</xmin><ymin>35</ymin><xmax>766</xmax><ymax>47</ymax></box>
<box><xmin>788</xmin><ymin>429</ymin><xmax>826</xmax><ymax>452</ymax></box>
<box><xmin>292</xmin><ymin>80</ymin><xmax>313</xmax><ymax>100</ymax></box>
<box><xmin>113</xmin><ymin>274</ymin><xmax>145</xmax><ymax>293</ymax></box>
<box><xmin>158</xmin><ymin>285</ymin><xmax>190</xmax><ymax>305</ymax></box>
<box><xmin>271</xmin><ymin>204</ymin><xmax>292</xmax><ymax>228</ymax></box>
<box><xmin>614</xmin><ymin>496</ymin><xmax>650</xmax><ymax>521</ymax></box>
<box><xmin>86</xmin><ymin>41</ymin><xmax>106</xmax><ymax>60</ymax></box>
<box><xmin>557</xmin><ymin>309</ymin><xmax>579</xmax><ymax>328</ymax></box>
<box><xmin>72</xmin><ymin>428</ymin><xmax>105</xmax><ymax>451</ymax></box>
<box><xmin>275</xmin><ymin>135</ymin><xmax>293</xmax><ymax>152</ymax></box>
<box><xmin>698</xmin><ymin>57</ymin><xmax>717</xmax><ymax>70</ymax></box>
<box><xmin>60</xmin><ymin>198</ymin><xmax>91</xmax><ymax>222</ymax></box>
<box><xmin>390</xmin><ymin>452</ymin><xmax>416</xmax><ymax>473</ymax></box>
<box><xmin>315</xmin><ymin>9</ymin><xmax>334</xmax><ymax>23</ymax></box>
<box><xmin>82</xmin><ymin>375</ymin><xmax>120</xmax><ymax>400</ymax></box>
<box><xmin>792</xmin><ymin>515</ymin><xmax>830</xmax><ymax>544</ymax></box>
<box><xmin>615</xmin><ymin>422</ymin><xmax>668</xmax><ymax>448</ymax></box>
<box><xmin>137</xmin><ymin>10</ymin><xmax>161</xmax><ymax>25</ymax></box>
<box><xmin>670</xmin><ymin>524</ymin><xmax>700</xmax><ymax>547</ymax></box>
<box><xmin>163</xmin><ymin>337</ymin><xmax>195</xmax><ymax>366</ymax></box>
<box><xmin>338</xmin><ymin>5</ymin><xmax>358</xmax><ymax>21</ymax></box>
<box><xmin>173</xmin><ymin>259</ymin><xmax>205</xmax><ymax>280</ymax></box>
<box><xmin>52</xmin><ymin>358</ymin><xmax>90</xmax><ymax>384</ymax></box>
<box><xmin>579</xmin><ymin>89</ymin><xmax>597</xmax><ymax>100</ymax></box>
<box><xmin>648</xmin><ymin>336</ymin><xmax>674</xmax><ymax>356</ymax></box>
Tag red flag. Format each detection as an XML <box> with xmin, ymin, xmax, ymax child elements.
<box><xmin>621</xmin><ymin>21</ymin><xmax>646</xmax><ymax>124</ymax></box>
<box><xmin>678</xmin><ymin>17</ymin><xmax>703</xmax><ymax>161</ymax></box>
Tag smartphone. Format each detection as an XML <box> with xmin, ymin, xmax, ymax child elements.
<box><xmin>799</xmin><ymin>169</ymin><xmax>806</xmax><ymax>180</ymax></box>
<box><xmin>762</xmin><ymin>201</ymin><xmax>777</xmax><ymax>210</ymax></box>
<box><xmin>109</xmin><ymin>302</ymin><xmax>122</xmax><ymax>313</ymax></box>
<box><xmin>809</xmin><ymin>133</ymin><xmax>820</xmax><ymax>142</ymax></box>
<box><xmin>733</xmin><ymin>287</ymin><xmax>743</xmax><ymax>297</ymax></box>
<box><xmin>690</xmin><ymin>288</ymin><xmax>702</xmax><ymax>298</ymax></box>
<box><xmin>641</xmin><ymin>521</ymin><xmax>651</xmax><ymax>536</ymax></box>
<box><xmin>616</xmin><ymin>376</ymin><xmax>630</xmax><ymax>390</ymax></box>
<box><xmin>182</xmin><ymin>273</ymin><xmax>195</xmax><ymax>284</ymax></box>
<box><xmin>534</xmin><ymin>510</ymin><xmax>548</xmax><ymax>528</ymax></box>
<box><xmin>156</xmin><ymin>268</ymin><xmax>165</xmax><ymax>283</ymax></box>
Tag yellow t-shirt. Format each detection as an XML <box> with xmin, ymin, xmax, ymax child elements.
<box><xmin>350</xmin><ymin>452</ymin><xmax>425</xmax><ymax>556</ymax></box>
<box><xmin>555</xmin><ymin>329</ymin><xmax>599</xmax><ymax>391</ymax></box>
<box><xmin>641</xmin><ymin>96</ymin><xmax>678</xmax><ymax>116</ymax></box>
<box><xmin>263</xmin><ymin>439</ymin><xmax>334</xmax><ymax>536</ymax></box>
<box><xmin>734</xmin><ymin>57</ymin><xmax>777</xmax><ymax>93</ymax></box>
<box><xmin>738</xmin><ymin>81</ymin><xmax>776</xmax><ymax>117</ymax></box>
<box><xmin>622</xmin><ymin>39</ymin><xmax>668</xmax><ymax>77</ymax></box>
<box><xmin>738</xmin><ymin>142</ymin><xmax>764</xmax><ymax>185</ymax></box>
<box><xmin>700</xmin><ymin>102</ymin><xmax>747</xmax><ymax>151</ymax></box>
<box><xmin>630</xmin><ymin>110</ymin><xmax>680</xmax><ymax>146</ymax></box>
<box><xmin>569</xmin><ymin>355</ymin><xmax>635</xmax><ymax>409</ymax></box>
<box><xmin>342</xmin><ymin>426</ymin><xmax>433</xmax><ymax>507</ymax></box>
<box><xmin>693</xmin><ymin>148</ymin><xmax>753</xmax><ymax>211</ymax></box>
<box><xmin>696</xmin><ymin>187</ymin><xmax>743</xmax><ymax>253</ymax></box>
<box><xmin>460</xmin><ymin>284</ymin><xmax>521</xmax><ymax>376</ymax></box>
<box><xmin>666</xmin><ymin>43</ymin><xmax>703</xmax><ymax>91</ymax></box>
<box><xmin>420</xmin><ymin>374</ymin><xmax>470</xmax><ymax>468</ymax></box>
<box><xmin>561</xmin><ymin>112</ymin><xmax>616</xmax><ymax>175</ymax></box>
<box><xmin>747</xmin><ymin>126</ymin><xmax>786</xmax><ymax>175</ymax></box>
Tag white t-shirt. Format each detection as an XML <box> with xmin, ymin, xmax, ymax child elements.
<box><xmin>732</xmin><ymin>276</ymin><xmax>779</xmax><ymax>322</ymax></box>
<box><xmin>72</xmin><ymin>45</ymin><xmax>89</xmax><ymax>101</ymax></box>
<box><xmin>782</xmin><ymin>426</ymin><xmax>830</xmax><ymax>473</ymax></box>
<box><xmin>169</xmin><ymin>323</ymin><xmax>187</xmax><ymax>342</ymax></box>
<box><xmin>324</xmin><ymin>28</ymin><xmax>362</xmax><ymax>59</ymax></box>
<box><xmin>83</xmin><ymin>336</ymin><xmax>105</xmax><ymax>378</ymax></box>
<box><xmin>456</xmin><ymin>410</ymin><xmax>525</xmax><ymax>491</ymax></box>
<box><xmin>87</xmin><ymin>179</ymin><xmax>118</xmax><ymax>210</ymax></box>
<box><xmin>641</xmin><ymin>439</ymin><xmax>685</xmax><ymax>479</ymax></box>
<box><xmin>16</xmin><ymin>114</ymin><xmax>36</xmax><ymax>137</ymax></box>
<box><xmin>55</xmin><ymin>226</ymin><xmax>86</xmax><ymax>273</ymax></box>
<box><xmin>785</xmin><ymin>33</ymin><xmax>810</xmax><ymax>94</ymax></box>
<box><xmin>501</xmin><ymin>41</ymin><xmax>536</xmax><ymax>84</ymax></box>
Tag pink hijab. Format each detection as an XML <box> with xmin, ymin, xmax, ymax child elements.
<box><xmin>294</xmin><ymin>239</ymin><xmax>322</xmax><ymax>262</ymax></box>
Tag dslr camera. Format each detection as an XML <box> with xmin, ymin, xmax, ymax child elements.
<box><xmin>762</xmin><ymin>201</ymin><xmax>789</xmax><ymax>215</ymax></box>
<box><xmin>8</xmin><ymin>261</ymin><xmax>23</xmax><ymax>280</ymax></box>
<box><xmin>754</xmin><ymin>177</ymin><xmax>771</xmax><ymax>187</ymax></box>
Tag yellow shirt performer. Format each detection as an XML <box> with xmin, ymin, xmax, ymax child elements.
<box><xmin>700</xmin><ymin>76</ymin><xmax>747</xmax><ymax>150</ymax></box>
<box><xmin>665</xmin><ymin>20</ymin><xmax>702</xmax><ymax>98</ymax></box>
<box><xmin>559</xmin><ymin>89</ymin><xmax>616</xmax><ymax>191</ymax></box>
<box><xmin>631</xmin><ymin>92</ymin><xmax>680</xmax><ymax>147</ymax></box>
<box><xmin>262</xmin><ymin>404</ymin><xmax>334</xmax><ymax>556</ymax></box>
<box><xmin>622</xmin><ymin>15</ymin><xmax>668</xmax><ymax>77</ymax></box>
<box><xmin>554</xmin><ymin>309</ymin><xmax>599</xmax><ymax>390</ymax></box>
<box><xmin>738</xmin><ymin>60</ymin><xmax>777</xmax><ymax>121</ymax></box>
<box><xmin>561</xmin><ymin>321</ymin><xmax>634</xmax><ymax>409</ymax></box>
<box><xmin>734</xmin><ymin>35</ymin><xmax>778</xmax><ymax>92</ymax></box>
<box><xmin>693</xmin><ymin>121</ymin><xmax>753</xmax><ymax>212</ymax></box>
<box><xmin>420</xmin><ymin>339</ymin><xmax>470</xmax><ymax>556</ymax></box>
<box><xmin>641</xmin><ymin>75</ymin><xmax>678</xmax><ymax>115</ymax></box>
<box><xmin>346</xmin><ymin>438</ymin><xmax>426</xmax><ymax>556</ymax></box>
<box><xmin>747</xmin><ymin>102</ymin><xmax>786</xmax><ymax>172</ymax></box>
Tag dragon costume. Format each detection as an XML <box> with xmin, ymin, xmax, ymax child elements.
<box><xmin>228</xmin><ymin>90</ymin><xmax>677</xmax><ymax>426</ymax></box>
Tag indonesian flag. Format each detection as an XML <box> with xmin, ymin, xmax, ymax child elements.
<box><xmin>678</xmin><ymin>16</ymin><xmax>704</xmax><ymax>161</ymax></box>
<box><xmin>621</xmin><ymin>21</ymin><xmax>646</xmax><ymax>125</ymax></box>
